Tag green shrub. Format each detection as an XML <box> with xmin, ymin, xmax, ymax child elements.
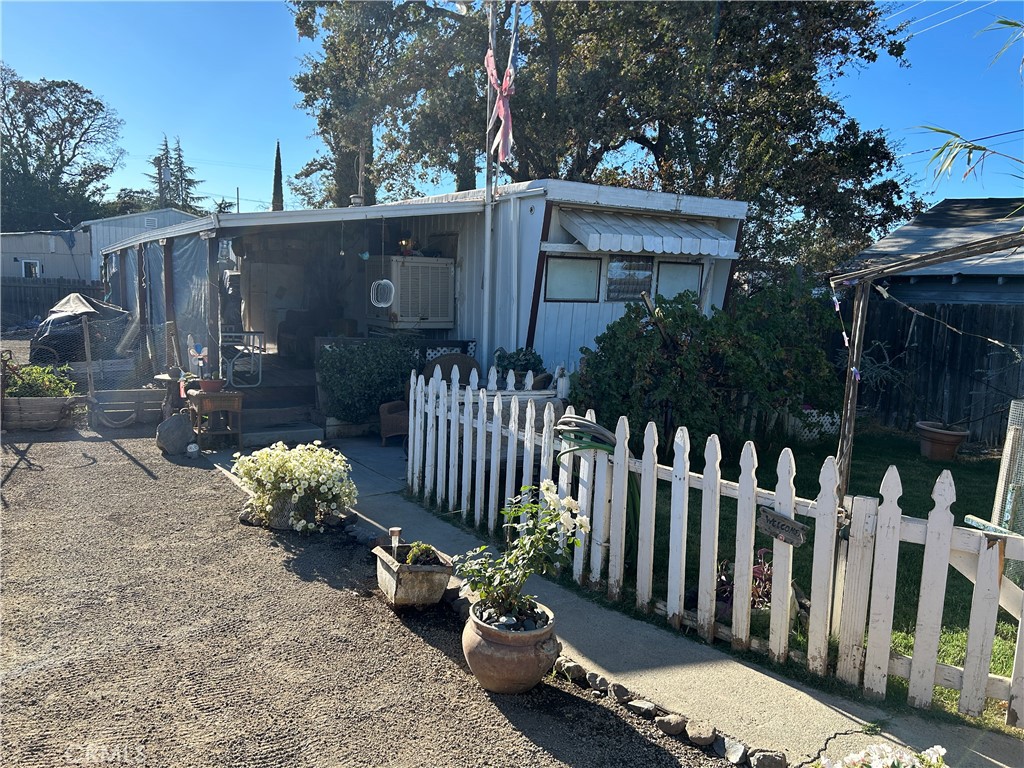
<box><xmin>572</xmin><ymin>282</ymin><xmax>841</xmax><ymax>458</ymax></box>
<box><xmin>317</xmin><ymin>337</ymin><xmax>420</xmax><ymax>423</ymax></box>
<box><xmin>493</xmin><ymin>346</ymin><xmax>545</xmax><ymax>376</ymax></box>
<box><xmin>3</xmin><ymin>364</ymin><xmax>77</xmax><ymax>398</ymax></box>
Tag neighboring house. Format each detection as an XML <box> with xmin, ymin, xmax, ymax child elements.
<box><xmin>77</xmin><ymin>208</ymin><xmax>198</xmax><ymax>281</ymax></box>
<box><xmin>1</xmin><ymin>230</ymin><xmax>94</xmax><ymax>281</ymax></box>
<box><xmin>100</xmin><ymin>179</ymin><xmax>747</xmax><ymax>375</ymax></box>
<box><xmin>847</xmin><ymin>197</ymin><xmax>1024</xmax><ymax>444</ymax></box>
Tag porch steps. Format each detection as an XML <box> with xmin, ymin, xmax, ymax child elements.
<box><xmin>242</xmin><ymin>422</ymin><xmax>324</xmax><ymax>449</ymax></box>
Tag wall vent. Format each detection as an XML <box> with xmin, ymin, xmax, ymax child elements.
<box><xmin>144</xmin><ymin>217</ymin><xmax>158</xmax><ymax>228</ymax></box>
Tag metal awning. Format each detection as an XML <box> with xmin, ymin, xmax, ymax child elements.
<box><xmin>558</xmin><ymin>207</ymin><xmax>733</xmax><ymax>256</ymax></box>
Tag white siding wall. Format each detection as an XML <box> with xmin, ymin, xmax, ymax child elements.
<box><xmin>88</xmin><ymin>210</ymin><xmax>197</xmax><ymax>280</ymax></box>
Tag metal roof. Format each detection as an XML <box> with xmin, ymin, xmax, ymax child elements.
<box><xmin>558</xmin><ymin>207</ymin><xmax>733</xmax><ymax>255</ymax></box>
<box><xmin>838</xmin><ymin>198</ymin><xmax>1024</xmax><ymax>282</ymax></box>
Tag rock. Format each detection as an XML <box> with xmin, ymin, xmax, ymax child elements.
<box><xmin>724</xmin><ymin>737</ymin><xmax>748</xmax><ymax>765</ymax></box>
<box><xmin>559</xmin><ymin>661</ymin><xmax>587</xmax><ymax>684</ymax></box>
<box><xmin>655</xmin><ymin>714</ymin><xmax>687</xmax><ymax>736</ymax></box>
<box><xmin>748</xmin><ymin>750</ymin><xmax>788</xmax><ymax>768</ymax></box>
<box><xmin>609</xmin><ymin>682</ymin><xmax>632</xmax><ymax>703</ymax></box>
<box><xmin>686</xmin><ymin>719</ymin><xmax>716</xmax><ymax>746</ymax></box>
<box><xmin>239</xmin><ymin>503</ymin><xmax>257</xmax><ymax>526</ymax></box>
<box><xmin>625</xmin><ymin>699</ymin><xmax>657</xmax><ymax>719</ymax></box>
<box><xmin>155</xmin><ymin>412</ymin><xmax>194</xmax><ymax>455</ymax></box>
<box><xmin>586</xmin><ymin>672</ymin><xmax>608</xmax><ymax>692</ymax></box>
<box><xmin>521</xmin><ymin>619</ymin><xmax>536</xmax><ymax>631</ymax></box>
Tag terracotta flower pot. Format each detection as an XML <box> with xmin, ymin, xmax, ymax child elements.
<box><xmin>461</xmin><ymin>602</ymin><xmax>560</xmax><ymax>694</ymax></box>
<box><xmin>199</xmin><ymin>378</ymin><xmax>226</xmax><ymax>393</ymax></box>
<box><xmin>915</xmin><ymin>421</ymin><xmax>969</xmax><ymax>461</ymax></box>
<box><xmin>372</xmin><ymin>545</ymin><xmax>453</xmax><ymax>608</ymax></box>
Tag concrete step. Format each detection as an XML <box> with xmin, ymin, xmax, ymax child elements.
<box><xmin>242</xmin><ymin>421</ymin><xmax>324</xmax><ymax>449</ymax></box>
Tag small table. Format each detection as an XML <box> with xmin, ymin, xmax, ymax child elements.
<box><xmin>187</xmin><ymin>390</ymin><xmax>243</xmax><ymax>449</ymax></box>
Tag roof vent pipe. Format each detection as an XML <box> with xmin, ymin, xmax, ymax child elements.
<box><xmin>349</xmin><ymin>194</ymin><xmax>364</xmax><ymax>207</ymax></box>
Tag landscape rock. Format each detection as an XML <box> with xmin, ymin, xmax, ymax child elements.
<box><xmin>713</xmin><ymin>736</ymin><xmax>748</xmax><ymax>765</ymax></box>
<box><xmin>559</xmin><ymin>661</ymin><xmax>587</xmax><ymax>684</ymax></box>
<box><xmin>655</xmin><ymin>714</ymin><xmax>688</xmax><ymax>736</ymax></box>
<box><xmin>686</xmin><ymin>719</ymin><xmax>716</xmax><ymax>746</ymax></box>
<box><xmin>625</xmin><ymin>699</ymin><xmax>657</xmax><ymax>719</ymax></box>
<box><xmin>155</xmin><ymin>412</ymin><xmax>194</xmax><ymax>455</ymax></box>
<box><xmin>609</xmin><ymin>682</ymin><xmax>632</xmax><ymax>703</ymax></box>
<box><xmin>748</xmin><ymin>749</ymin><xmax>788</xmax><ymax>768</ymax></box>
<box><xmin>586</xmin><ymin>672</ymin><xmax>608</xmax><ymax>693</ymax></box>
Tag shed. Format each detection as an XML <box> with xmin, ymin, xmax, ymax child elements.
<box><xmin>835</xmin><ymin>197</ymin><xmax>1024</xmax><ymax>452</ymax></box>
<box><xmin>78</xmin><ymin>208</ymin><xmax>198</xmax><ymax>281</ymax></box>
<box><xmin>100</xmin><ymin>179</ymin><xmax>747</xmax><ymax>377</ymax></box>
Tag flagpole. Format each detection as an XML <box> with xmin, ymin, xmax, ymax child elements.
<box><xmin>482</xmin><ymin>0</ymin><xmax>496</xmax><ymax>367</ymax></box>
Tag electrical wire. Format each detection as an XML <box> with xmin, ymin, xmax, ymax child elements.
<box><xmin>910</xmin><ymin>0</ymin><xmax>998</xmax><ymax>37</ymax></box>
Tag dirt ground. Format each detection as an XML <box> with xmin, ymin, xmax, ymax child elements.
<box><xmin>0</xmin><ymin>423</ymin><xmax>729</xmax><ymax>767</ymax></box>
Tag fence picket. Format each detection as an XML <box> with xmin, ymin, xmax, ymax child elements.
<box><xmin>522</xmin><ymin>399</ymin><xmax>536</xmax><ymax>493</ymax></box>
<box><xmin>424</xmin><ymin>377</ymin><xmax>438</xmax><ymax>503</ymax></box>
<box><xmin>436</xmin><ymin>381</ymin><xmax>448</xmax><ymax>505</ymax></box>
<box><xmin>636</xmin><ymin>422</ymin><xmax>659</xmax><ymax>610</ymax></box>
<box><xmin>667</xmin><ymin>428</ymin><xmax>691</xmax><ymax>629</ymax></box>
<box><xmin>487</xmin><ymin>366</ymin><xmax>497</xmax><ymax>390</ymax></box>
<box><xmin>407</xmin><ymin>370</ymin><xmax>418</xmax><ymax>489</ymax></box>
<box><xmin>460</xmin><ymin>386</ymin><xmax>473</xmax><ymax>522</ymax></box>
<box><xmin>959</xmin><ymin>537</ymin><xmax>1002</xmax><ymax>716</ymax></box>
<box><xmin>557</xmin><ymin>406</ymin><xmax>575</xmax><ymax>555</ymax></box>
<box><xmin>488</xmin><ymin>393</ymin><xmax>503</xmax><ymax>534</ymax></box>
<box><xmin>732</xmin><ymin>441</ymin><xmax>758</xmax><ymax>650</ymax></box>
<box><xmin>907</xmin><ymin>471</ymin><xmax>955</xmax><ymax>709</ymax></box>
<box><xmin>573</xmin><ymin>408</ymin><xmax>597</xmax><ymax>585</ymax></box>
<box><xmin>468</xmin><ymin>368</ymin><xmax>479</xmax><ymax>391</ymax></box>
<box><xmin>540</xmin><ymin>403</ymin><xmax>555</xmax><ymax>484</ymax></box>
<box><xmin>698</xmin><ymin>435</ymin><xmax>722</xmax><ymax>642</ymax></box>
<box><xmin>607</xmin><ymin>416</ymin><xmax>630</xmax><ymax>602</ymax></box>
<box><xmin>505</xmin><ymin>370</ymin><xmax>516</xmax><ymax>391</ymax></box>
<box><xmin>837</xmin><ymin>495</ymin><xmax>878</xmax><ymax>685</ymax></box>
<box><xmin>807</xmin><ymin>457</ymin><xmax>839</xmax><ymax>676</ymax></box>
<box><xmin>447</xmin><ymin>381</ymin><xmax>460</xmax><ymax>511</ymax></box>
<box><xmin>1009</xmin><ymin>589</ymin><xmax>1024</xmax><ymax>727</ymax></box>
<box><xmin>590</xmin><ymin>449</ymin><xmax>612</xmax><ymax>586</ymax></box>
<box><xmin>769</xmin><ymin>448</ymin><xmax>796</xmax><ymax>663</ymax></box>
<box><xmin>863</xmin><ymin>466</ymin><xmax>904</xmax><ymax>699</ymax></box>
<box><xmin>412</xmin><ymin>376</ymin><xmax>426</xmax><ymax>495</ymax></box>
<box><xmin>504</xmin><ymin>396</ymin><xmax>520</xmax><ymax>513</ymax></box>
<box><xmin>474</xmin><ymin>389</ymin><xmax>487</xmax><ymax>527</ymax></box>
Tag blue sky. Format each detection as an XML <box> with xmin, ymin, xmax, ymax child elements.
<box><xmin>1</xmin><ymin>0</ymin><xmax>1021</xmax><ymax>215</ymax></box>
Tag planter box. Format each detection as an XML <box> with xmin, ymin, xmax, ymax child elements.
<box><xmin>372</xmin><ymin>544</ymin><xmax>453</xmax><ymax>607</ymax></box>
<box><xmin>1</xmin><ymin>396</ymin><xmax>79</xmax><ymax>430</ymax></box>
<box><xmin>89</xmin><ymin>389</ymin><xmax>164</xmax><ymax>427</ymax></box>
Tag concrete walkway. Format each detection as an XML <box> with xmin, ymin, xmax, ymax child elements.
<box><xmin>218</xmin><ymin>436</ymin><xmax>1023</xmax><ymax>767</ymax></box>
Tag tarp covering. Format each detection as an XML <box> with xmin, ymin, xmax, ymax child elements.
<box><xmin>48</xmin><ymin>293</ymin><xmax>126</xmax><ymax>319</ymax></box>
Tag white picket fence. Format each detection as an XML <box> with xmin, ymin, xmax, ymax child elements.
<box><xmin>406</xmin><ymin>366</ymin><xmax>1024</xmax><ymax>726</ymax></box>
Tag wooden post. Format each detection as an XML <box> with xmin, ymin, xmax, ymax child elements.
<box><xmin>836</xmin><ymin>280</ymin><xmax>871</xmax><ymax>502</ymax></box>
<box><xmin>204</xmin><ymin>234</ymin><xmax>220</xmax><ymax>376</ymax></box>
<box><xmin>81</xmin><ymin>315</ymin><xmax>95</xmax><ymax>397</ymax></box>
<box><xmin>117</xmin><ymin>249</ymin><xmax>128</xmax><ymax>309</ymax></box>
<box><xmin>161</xmin><ymin>237</ymin><xmax>179</xmax><ymax>368</ymax></box>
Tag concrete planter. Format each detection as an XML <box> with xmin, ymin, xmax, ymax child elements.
<box><xmin>372</xmin><ymin>544</ymin><xmax>453</xmax><ymax>607</ymax></box>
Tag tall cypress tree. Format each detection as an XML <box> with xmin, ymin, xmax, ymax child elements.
<box><xmin>272</xmin><ymin>141</ymin><xmax>284</xmax><ymax>211</ymax></box>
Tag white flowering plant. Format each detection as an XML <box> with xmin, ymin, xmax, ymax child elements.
<box><xmin>454</xmin><ymin>480</ymin><xmax>589</xmax><ymax>627</ymax></box>
<box><xmin>231</xmin><ymin>441</ymin><xmax>357</xmax><ymax>533</ymax></box>
<box><xmin>816</xmin><ymin>743</ymin><xmax>946</xmax><ymax>768</ymax></box>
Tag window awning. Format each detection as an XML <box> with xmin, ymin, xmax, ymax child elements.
<box><xmin>558</xmin><ymin>207</ymin><xmax>733</xmax><ymax>256</ymax></box>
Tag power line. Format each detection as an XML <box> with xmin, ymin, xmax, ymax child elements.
<box><xmin>886</xmin><ymin>2</ymin><xmax>927</xmax><ymax>22</ymax></box>
<box><xmin>910</xmin><ymin>0</ymin><xmax>998</xmax><ymax>37</ymax></box>
<box><xmin>903</xmin><ymin>0</ymin><xmax>970</xmax><ymax>30</ymax></box>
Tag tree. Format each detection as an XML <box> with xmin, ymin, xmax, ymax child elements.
<box><xmin>291</xmin><ymin>1</ymin><xmax>921</xmax><ymax>277</ymax></box>
<box><xmin>0</xmin><ymin>64</ymin><xmax>124</xmax><ymax>231</ymax></box>
<box><xmin>272</xmin><ymin>141</ymin><xmax>284</xmax><ymax>211</ymax></box>
<box><xmin>145</xmin><ymin>135</ymin><xmax>206</xmax><ymax>215</ymax></box>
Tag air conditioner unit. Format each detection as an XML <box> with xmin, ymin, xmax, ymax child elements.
<box><xmin>366</xmin><ymin>255</ymin><xmax>455</xmax><ymax>330</ymax></box>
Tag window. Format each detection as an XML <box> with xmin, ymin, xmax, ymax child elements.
<box><xmin>21</xmin><ymin>260</ymin><xmax>40</xmax><ymax>278</ymax></box>
<box><xmin>606</xmin><ymin>255</ymin><xmax>653</xmax><ymax>301</ymax></box>
<box><xmin>656</xmin><ymin>262</ymin><xmax>703</xmax><ymax>299</ymax></box>
<box><xmin>545</xmin><ymin>256</ymin><xmax>601</xmax><ymax>302</ymax></box>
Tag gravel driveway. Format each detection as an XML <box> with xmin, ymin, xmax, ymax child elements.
<box><xmin>1</xmin><ymin>424</ymin><xmax>727</xmax><ymax>767</ymax></box>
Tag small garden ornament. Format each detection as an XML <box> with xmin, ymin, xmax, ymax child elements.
<box><xmin>231</xmin><ymin>441</ymin><xmax>357</xmax><ymax>532</ymax></box>
<box><xmin>454</xmin><ymin>480</ymin><xmax>589</xmax><ymax>693</ymax></box>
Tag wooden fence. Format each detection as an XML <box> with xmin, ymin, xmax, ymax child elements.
<box><xmin>407</xmin><ymin>365</ymin><xmax>1024</xmax><ymax>726</ymax></box>
<box><xmin>1</xmin><ymin>277</ymin><xmax>105</xmax><ymax>328</ymax></box>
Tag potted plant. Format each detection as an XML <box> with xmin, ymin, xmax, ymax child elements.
<box><xmin>372</xmin><ymin>538</ymin><xmax>454</xmax><ymax>608</ymax></box>
<box><xmin>914</xmin><ymin>420</ymin><xmax>970</xmax><ymax>461</ymax></box>
<box><xmin>1</xmin><ymin>361</ymin><xmax>79</xmax><ymax>430</ymax></box>
<box><xmin>454</xmin><ymin>480</ymin><xmax>589</xmax><ymax>694</ymax></box>
<box><xmin>231</xmin><ymin>440</ymin><xmax>358</xmax><ymax>532</ymax></box>
<box><xmin>493</xmin><ymin>346</ymin><xmax>545</xmax><ymax>389</ymax></box>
